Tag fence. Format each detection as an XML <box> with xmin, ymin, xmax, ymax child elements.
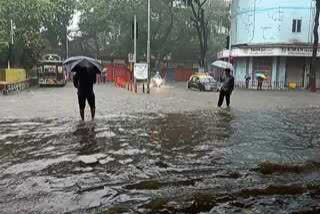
<box><xmin>174</xmin><ymin>68</ymin><xmax>194</xmax><ymax>81</ymax></box>
<box><xmin>103</xmin><ymin>64</ymin><xmax>132</xmax><ymax>88</ymax></box>
<box><xmin>0</xmin><ymin>79</ymin><xmax>31</xmax><ymax>95</ymax></box>
<box><xmin>235</xmin><ymin>80</ymin><xmax>305</xmax><ymax>90</ymax></box>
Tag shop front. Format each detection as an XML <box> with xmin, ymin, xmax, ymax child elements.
<box><xmin>218</xmin><ymin>45</ymin><xmax>320</xmax><ymax>89</ymax></box>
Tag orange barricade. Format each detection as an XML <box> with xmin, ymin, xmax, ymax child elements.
<box><xmin>115</xmin><ymin>77</ymin><xmax>130</xmax><ymax>88</ymax></box>
<box><xmin>106</xmin><ymin>64</ymin><xmax>131</xmax><ymax>82</ymax></box>
<box><xmin>106</xmin><ymin>64</ymin><xmax>132</xmax><ymax>90</ymax></box>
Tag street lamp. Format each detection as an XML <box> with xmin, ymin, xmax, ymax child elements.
<box><xmin>66</xmin><ymin>31</ymin><xmax>69</xmax><ymax>59</ymax></box>
<box><xmin>8</xmin><ymin>19</ymin><xmax>15</xmax><ymax>69</ymax></box>
<box><xmin>58</xmin><ymin>41</ymin><xmax>62</xmax><ymax>57</ymax></box>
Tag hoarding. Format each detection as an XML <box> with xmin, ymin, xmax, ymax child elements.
<box><xmin>134</xmin><ymin>63</ymin><xmax>148</xmax><ymax>80</ymax></box>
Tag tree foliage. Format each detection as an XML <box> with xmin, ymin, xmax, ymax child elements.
<box><xmin>0</xmin><ymin>0</ymin><xmax>75</xmax><ymax>69</ymax></box>
<box><xmin>76</xmin><ymin>0</ymin><xmax>230</xmax><ymax>67</ymax></box>
<box><xmin>0</xmin><ymin>0</ymin><xmax>229</xmax><ymax>70</ymax></box>
<box><xmin>181</xmin><ymin>0</ymin><xmax>230</xmax><ymax>68</ymax></box>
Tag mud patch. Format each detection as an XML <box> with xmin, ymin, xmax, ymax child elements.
<box><xmin>255</xmin><ymin>161</ymin><xmax>320</xmax><ymax>175</ymax></box>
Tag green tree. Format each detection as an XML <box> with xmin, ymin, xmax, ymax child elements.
<box><xmin>0</xmin><ymin>0</ymin><xmax>46</xmax><ymax>68</ymax></box>
<box><xmin>77</xmin><ymin>0</ymin><xmax>190</xmax><ymax>61</ymax></box>
<box><xmin>182</xmin><ymin>0</ymin><xmax>210</xmax><ymax>69</ymax></box>
<box><xmin>75</xmin><ymin>0</ymin><xmax>229</xmax><ymax>69</ymax></box>
<box><xmin>182</xmin><ymin>0</ymin><xmax>229</xmax><ymax>68</ymax></box>
<box><xmin>77</xmin><ymin>0</ymin><xmax>113</xmax><ymax>58</ymax></box>
<box><xmin>42</xmin><ymin>0</ymin><xmax>76</xmax><ymax>58</ymax></box>
<box><xmin>0</xmin><ymin>0</ymin><xmax>75</xmax><ymax>69</ymax></box>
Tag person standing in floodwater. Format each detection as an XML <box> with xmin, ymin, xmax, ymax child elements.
<box><xmin>218</xmin><ymin>69</ymin><xmax>234</xmax><ymax>108</ymax></box>
<box><xmin>257</xmin><ymin>76</ymin><xmax>264</xmax><ymax>90</ymax></box>
<box><xmin>245</xmin><ymin>74</ymin><xmax>251</xmax><ymax>89</ymax></box>
<box><xmin>73</xmin><ymin>66</ymin><xmax>96</xmax><ymax>121</ymax></box>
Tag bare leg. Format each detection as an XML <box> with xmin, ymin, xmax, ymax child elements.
<box><xmin>80</xmin><ymin>108</ymin><xmax>85</xmax><ymax>121</ymax></box>
<box><xmin>90</xmin><ymin>108</ymin><xmax>95</xmax><ymax>121</ymax></box>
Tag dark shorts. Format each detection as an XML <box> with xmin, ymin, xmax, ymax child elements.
<box><xmin>78</xmin><ymin>91</ymin><xmax>95</xmax><ymax>110</ymax></box>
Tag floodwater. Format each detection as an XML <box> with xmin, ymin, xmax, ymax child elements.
<box><xmin>1</xmin><ymin>108</ymin><xmax>320</xmax><ymax>214</ymax></box>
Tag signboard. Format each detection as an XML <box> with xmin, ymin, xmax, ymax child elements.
<box><xmin>249</xmin><ymin>47</ymin><xmax>274</xmax><ymax>56</ymax></box>
<box><xmin>134</xmin><ymin>63</ymin><xmax>148</xmax><ymax>80</ymax></box>
<box><xmin>280</xmin><ymin>47</ymin><xmax>320</xmax><ymax>57</ymax></box>
<box><xmin>218</xmin><ymin>47</ymin><xmax>320</xmax><ymax>58</ymax></box>
<box><xmin>58</xmin><ymin>66</ymin><xmax>63</xmax><ymax>73</ymax></box>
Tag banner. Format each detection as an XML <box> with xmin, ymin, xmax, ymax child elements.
<box><xmin>134</xmin><ymin>63</ymin><xmax>148</xmax><ymax>80</ymax></box>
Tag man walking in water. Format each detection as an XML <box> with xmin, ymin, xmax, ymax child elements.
<box><xmin>73</xmin><ymin>66</ymin><xmax>96</xmax><ymax>121</ymax></box>
<box><xmin>218</xmin><ymin>68</ymin><xmax>234</xmax><ymax>108</ymax></box>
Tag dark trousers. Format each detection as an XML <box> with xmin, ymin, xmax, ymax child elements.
<box><xmin>257</xmin><ymin>80</ymin><xmax>263</xmax><ymax>90</ymax></box>
<box><xmin>218</xmin><ymin>90</ymin><xmax>231</xmax><ymax>107</ymax></box>
<box><xmin>245</xmin><ymin>80</ymin><xmax>249</xmax><ymax>89</ymax></box>
<box><xmin>78</xmin><ymin>91</ymin><xmax>95</xmax><ymax>110</ymax></box>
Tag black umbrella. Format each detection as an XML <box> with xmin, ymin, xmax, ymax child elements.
<box><xmin>63</xmin><ymin>56</ymin><xmax>102</xmax><ymax>74</ymax></box>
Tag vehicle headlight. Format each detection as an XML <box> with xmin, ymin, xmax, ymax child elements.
<box><xmin>155</xmin><ymin>78</ymin><xmax>162</xmax><ymax>86</ymax></box>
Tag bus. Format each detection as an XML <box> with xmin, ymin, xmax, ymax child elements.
<box><xmin>38</xmin><ymin>54</ymin><xmax>66</xmax><ymax>87</ymax></box>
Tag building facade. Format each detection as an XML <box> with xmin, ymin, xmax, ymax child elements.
<box><xmin>218</xmin><ymin>0</ymin><xmax>320</xmax><ymax>89</ymax></box>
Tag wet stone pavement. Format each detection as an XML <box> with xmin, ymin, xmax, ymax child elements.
<box><xmin>1</xmin><ymin>83</ymin><xmax>320</xmax><ymax>213</ymax></box>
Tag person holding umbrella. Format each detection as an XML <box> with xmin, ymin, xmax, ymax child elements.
<box><xmin>218</xmin><ymin>68</ymin><xmax>234</xmax><ymax>108</ymax></box>
<box><xmin>63</xmin><ymin>56</ymin><xmax>102</xmax><ymax>121</ymax></box>
<box><xmin>73</xmin><ymin>66</ymin><xmax>96</xmax><ymax>121</ymax></box>
<box><xmin>256</xmin><ymin>73</ymin><xmax>266</xmax><ymax>91</ymax></box>
<box><xmin>211</xmin><ymin>60</ymin><xmax>235</xmax><ymax>108</ymax></box>
<box><xmin>245</xmin><ymin>74</ymin><xmax>251</xmax><ymax>89</ymax></box>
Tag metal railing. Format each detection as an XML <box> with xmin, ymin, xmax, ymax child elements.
<box><xmin>235</xmin><ymin>80</ymin><xmax>305</xmax><ymax>90</ymax></box>
<box><xmin>0</xmin><ymin>80</ymin><xmax>31</xmax><ymax>95</ymax></box>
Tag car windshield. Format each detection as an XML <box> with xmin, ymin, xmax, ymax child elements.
<box><xmin>200</xmin><ymin>76</ymin><xmax>215</xmax><ymax>83</ymax></box>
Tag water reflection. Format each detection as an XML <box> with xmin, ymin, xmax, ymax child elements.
<box><xmin>0</xmin><ymin>108</ymin><xmax>320</xmax><ymax>213</ymax></box>
<box><xmin>74</xmin><ymin>122</ymin><xmax>99</xmax><ymax>155</ymax></box>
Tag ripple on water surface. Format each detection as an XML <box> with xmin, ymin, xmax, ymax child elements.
<box><xmin>0</xmin><ymin>108</ymin><xmax>320</xmax><ymax>213</ymax></box>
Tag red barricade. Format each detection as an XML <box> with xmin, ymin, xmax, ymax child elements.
<box><xmin>115</xmin><ymin>77</ymin><xmax>127</xmax><ymax>88</ymax></box>
<box><xmin>105</xmin><ymin>64</ymin><xmax>132</xmax><ymax>89</ymax></box>
<box><xmin>175</xmin><ymin>68</ymin><xmax>194</xmax><ymax>81</ymax></box>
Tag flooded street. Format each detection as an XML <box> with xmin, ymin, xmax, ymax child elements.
<box><xmin>3</xmin><ymin>0</ymin><xmax>320</xmax><ymax>212</ymax></box>
<box><xmin>1</xmin><ymin>84</ymin><xmax>320</xmax><ymax>213</ymax></box>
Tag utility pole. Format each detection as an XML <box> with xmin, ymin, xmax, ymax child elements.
<box><xmin>10</xmin><ymin>19</ymin><xmax>14</xmax><ymax>44</ymax></box>
<box><xmin>147</xmin><ymin>0</ymin><xmax>151</xmax><ymax>94</ymax></box>
<box><xmin>310</xmin><ymin>0</ymin><xmax>320</xmax><ymax>92</ymax></box>
<box><xmin>8</xmin><ymin>19</ymin><xmax>14</xmax><ymax>69</ymax></box>
<box><xmin>134</xmin><ymin>15</ymin><xmax>137</xmax><ymax>93</ymax></box>
<box><xmin>228</xmin><ymin>2</ymin><xmax>232</xmax><ymax>64</ymax></box>
<box><xmin>66</xmin><ymin>28</ymin><xmax>69</xmax><ymax>59</ymax></box>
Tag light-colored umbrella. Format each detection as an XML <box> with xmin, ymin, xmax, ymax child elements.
<box><xmin>63</xmin><ymin>56</ymin><xmax>102</xmax><ymax>74</ymax></box>
<box><xmin>211</xmin><ymin>60</ymin><xmax>234</xmax><ymax>71</ymax></box>
<box><xmin>256</xmin><ymin>73</ymin><xmax>267</xmax><ymax>79</ymax></box>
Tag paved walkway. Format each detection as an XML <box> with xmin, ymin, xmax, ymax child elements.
<box><xmin>0</xmin><ymin>82</ymin><xmax>320</xmax><ymax>119</ymax></box>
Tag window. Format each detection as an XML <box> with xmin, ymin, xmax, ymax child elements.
<box><xmin>292</xmin><ymin>19</ymin><xmax>302</xmax><ymax>33</ymax></box>
<box><xmin>297</xmin><ymin>20</ymin><xmax>302</xmax><ymax>32</ymax></box>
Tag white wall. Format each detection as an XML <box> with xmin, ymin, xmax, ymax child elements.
<box><xmin>231</xmin><ymin>0</ymin><xmax>314</xmax><ymax>45</ymax></box>
<box><xmin>235</xmin><ymin>58</ymin><xmax>247</xmax><ymax>81</ymax></box>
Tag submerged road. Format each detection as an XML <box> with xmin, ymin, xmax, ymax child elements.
<box><xmin>1</xmin><ymin>83</ymin><xmax>320</xmax><ymax>213</ymax></box>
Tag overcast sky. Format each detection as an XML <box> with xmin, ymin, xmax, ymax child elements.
<box><xmin>69</xmin><ymin>11</ymin><xmax>81</xmax><ymax>32</ymax></box>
